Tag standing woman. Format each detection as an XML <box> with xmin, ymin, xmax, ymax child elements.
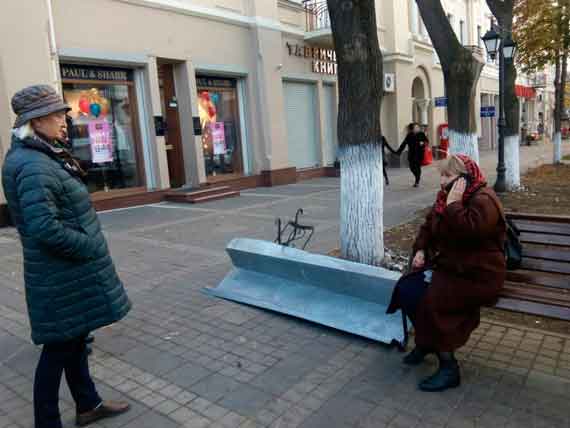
<box><xmin>2</xmin><ymin>85</ymin><xmax>131</xmax><ymax>428</ymax></box>
<box><xmin>387</xmin><ymin>155</ymin><xmax>506</xmax><ymax>392</ymax></box>
<box><xmin>397</xmin><ymin>123</ymin><xmax>428</xmax><ymax>187</ymax></box>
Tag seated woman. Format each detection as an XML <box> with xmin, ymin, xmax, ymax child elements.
<box><xmin>387</xmin><ymin>154</ymin><xmax>507</xmax><ymax>392</ymax></box>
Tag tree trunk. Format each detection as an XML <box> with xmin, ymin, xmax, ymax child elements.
<box><xmin>487</xmin><ymin>0</ymin><xmax>521</xmax><ymax>189</ymax></box>
<box><xmin>504</xmin><ymin>57</ymin><xmax>520</xmax><ymax>189</ymax></box>
<box><xmin>556</xmin><ymin>50</ymin><xmax>568</xmax><ymax>164</ymax></box>
<box><xmin>416</xmin><ymin>0</ymin><xmax>484</xmax><ymax>164</ymax></box>
<box><xmin>327</xmin><ymin>0</ymin><xmax>384</xmax><ymax>265</ymax></box>
<box><xmin>445</xmin><ymin>54</ymin><xmax>484</xmax><ymax>164</ymax></box>
<box><xmin>554</xmin><ymin>52</ymin><xmax>562</xmax><ymax>163</ymax></box>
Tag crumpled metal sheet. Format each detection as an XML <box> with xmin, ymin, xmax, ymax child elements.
<box><xmin>204</xmin><ymin>238</ymin><xmax>405</xmax><ymax>346</ymax></box>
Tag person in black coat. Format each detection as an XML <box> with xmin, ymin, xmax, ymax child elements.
<box><xmin>397</xmin><ymin>123</ymin><xmax>428</xmax><ymax>187</ymax></box>
<box><xmin>382</xmin><ymin>135</ymin><xmax>396</xmax><ymax>186</ymax></box>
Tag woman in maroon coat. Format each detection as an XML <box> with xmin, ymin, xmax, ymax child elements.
<box><xmin>388</xmin><ymin>154</ymin><xmax>507</xmax><ymax>392</ymax></box>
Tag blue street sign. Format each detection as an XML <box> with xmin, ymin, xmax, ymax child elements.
<box><xmin>480</xmin><ymin>106</ymin><xmax>496</xmax><ymax>117</ymax></box>
<box><xmin>435</xmin><ymin>96</ymin><xmax>447</xmax><ymax>107</ymax></box>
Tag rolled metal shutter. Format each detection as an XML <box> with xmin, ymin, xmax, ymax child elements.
<box><xmin>283</xmin><ymin>81</ymin><xmax>320</xmax><ymax>169</ymax></box>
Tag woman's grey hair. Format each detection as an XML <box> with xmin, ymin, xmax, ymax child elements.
<box><xmin>12</xmin><ymin>122</ymin><xmax>35</xmax><ymax>140</ymax></box>
<box><xmin>438</xmin><ymin>154</ymin><xmax>468</xmax><ymax>176</ymax></box>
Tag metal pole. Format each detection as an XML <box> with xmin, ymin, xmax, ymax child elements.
<box><xmin>494</xmin><ymin>38</ymin><xmax>507</xmax><ymax>193</ymax></box>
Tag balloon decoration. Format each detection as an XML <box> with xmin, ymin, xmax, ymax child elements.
<box><xmin>89</xmin><ymin>103</ymin><xmax>102</xmax><ymax>118</ymax></box>
<box><xmin>79</xmin><ymin>97</ymin><xmax>90</xmax><ymax>114</ymax></box>
<box><xmin>76</xmin><ymin>88</ymin><xmax>110</xmax><ymax>119</ymax></box>
<box><xmin>99</xmin><ymin>98</ymin><xmax>110</xmax><ymax>116</ymax></box>
<box><xmin>198</xmin><ymin>91</ymin><xmax>217</xmax><ymax>121</ymax></box>
<box><xmin>210</xmin><ymin>93</ymin><xmax>220</xmax><ymax>105</ymax></box>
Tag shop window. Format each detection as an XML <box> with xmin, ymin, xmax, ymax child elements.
<box><xmin>196</xmin><ymin>77</ymin><xmax>243</xmax><ymax>179</ymax></box>
<box><xmin>61</xmin><ymin>64</ymin><xmax>144</xmax><ymax>193</ymax></box>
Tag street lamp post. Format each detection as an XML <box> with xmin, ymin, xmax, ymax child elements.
<box><xmin>482</xmin><ymin>28</ymin><xmax>517</xmax><ymax>193</ymax></box>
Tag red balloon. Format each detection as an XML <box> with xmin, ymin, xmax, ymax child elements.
<box><xmin>79</xmin><ymin>97</ymin><xmax>90</xmax><ymax>114</ymax></box>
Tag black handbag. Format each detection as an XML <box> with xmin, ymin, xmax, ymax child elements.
<box><xmin>505</xmin><ymin>217</ymin><xmax>523</xmax><ymax>270</ymax></box>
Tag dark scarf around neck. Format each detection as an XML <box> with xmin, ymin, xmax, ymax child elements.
<box><xmin>17</xmin><ymin>133</ymin><xmax>87</xmax><ymax>179</ymax></box>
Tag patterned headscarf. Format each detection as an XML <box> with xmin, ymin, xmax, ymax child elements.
<box><xmin>434</xmin><ymin>154</ymin><xmax>486</xmax><ymax>215</ymax></box>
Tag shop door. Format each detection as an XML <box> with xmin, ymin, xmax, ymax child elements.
<box><xmin>322</xmin><ymin>84</ymin><xmax>338</xmax><ymax>166</ymax></box>
<box><xmin>159</xmin><ymin>63</ymin><xmax>185</xmax><ymax>188</ymax></box>
<box><xmin>283</xmin><ymin>81</ymin><xmax>320</xmax><ymax>169</ymax></box>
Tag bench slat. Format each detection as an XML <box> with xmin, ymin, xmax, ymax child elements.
<box><xmin>519</xmin><ymin>232</ymin><xmax>570</xmax><ymax>247</ymax></box>
<box><xmin>520</xmin><ymin>258</ymin><xmax>570</xmax><ymax>275</ymax></box>
<box><xmin>513</xmin><ymin>220</ymin><xmax>570</xmax><ymax>236</ymax></box>
<box><xmin>506</xmin><ymin>270</ymin><xmax>570</xmax><ymax>290</ymax></box>
<box><xmin>502</xmin><ymin>283</ymin><xmax>570</xmax><ymax>304</ymax></box>
<box><xmin>494</xmin><ymin>297</ymin><xmax>570</xmax><ymax>321</ymax></box>
<box><xmin>506</xmin><ymin>212</ymin><xmax>570</xmax><ymax>224</ymax></box>
<box><xmin>523</xmin><ymin>246</ymin><xmax>570</xmax><ymax>263</ymax></box>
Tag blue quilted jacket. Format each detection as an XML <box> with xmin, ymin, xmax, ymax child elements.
<box><xmin>2</xmin><ymin>134</ymin><xmax>131</xmax><ymax>344</ymax></box>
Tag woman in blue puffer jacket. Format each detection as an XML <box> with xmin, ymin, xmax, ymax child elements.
<box><xmin>2</xmin><ymin>85</ymin><xmax>131</xmax><ymax>428</ymax></box>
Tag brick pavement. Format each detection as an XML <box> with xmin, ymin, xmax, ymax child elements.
<box><xmin>1</xmin><ymin>142</ymin><xmax>570</xmax><ymax>428</ymax></box>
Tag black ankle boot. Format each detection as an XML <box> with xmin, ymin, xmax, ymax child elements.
<box><xmin>419</xmin><ymin>352</ymin><xmax>460</xmax><ymax>392</ymax></box>
<box><xmin>403</xmin><ymin>347</ymin><xmax>431</xmax><ymax>366</ymax></box>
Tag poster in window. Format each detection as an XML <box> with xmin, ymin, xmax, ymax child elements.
<box><xmin>88</xmin><ymin>119</ymin><xmax>114</xmax><ymax>163</ymax></box>
<box><xmin>212</xmin><ymin>122</ymin><xmax>226</xmax><ymax>155</ymax></box>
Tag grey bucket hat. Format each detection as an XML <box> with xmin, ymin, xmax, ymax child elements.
<box><xmin>11</xmin><ymin>84</ymin><xmax>71</xmax><ymax>128</ymax></box>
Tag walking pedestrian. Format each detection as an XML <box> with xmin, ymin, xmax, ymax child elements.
<box><xmin>382</xmin><ymin>135</ymin><xmax>396</xmax><ymax>186</ymax></box>
<box><xmin>387</xmin><ymin>154</ymin><xmax>506</xmax><ymax>392</ymax></box>
<box><xmin>2</xmin><ymin>85</ymin><xmax>132</xmax><ymax>428</ymax></box>
<box><xmin>397</xmin><ymin>123</ymin><xmax>428</xmax><ymax>187</ymax></box>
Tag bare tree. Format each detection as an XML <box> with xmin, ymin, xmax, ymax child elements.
<box><xmin>327</xmin><ymin>0</ymin><xmax>385</xmax><ymax>265</ymax></box>
<box><xmin>416</xmin><ymin>0</ymin><xmax>485</xmax><ymax>163</ymax></box>
<box><xmin>486</xmin><ymin>0</ymin><xmax>520</xmax><ymax>189</ymax></box>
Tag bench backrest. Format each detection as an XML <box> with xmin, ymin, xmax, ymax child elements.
<box><xmin>506</xmin><ymin>213</ymin><xmax>570</xmax><ymax>289</ymax></box>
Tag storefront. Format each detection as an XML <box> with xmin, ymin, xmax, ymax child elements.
<box><xmin>517</xmin><ymin>84</ymin><xmax>538</xmax><ymax>134</ymax></box>
<box><xmin>61</xmin><ymin>64</ymin><xmax>146</xmax><ymax>195</ymax></box>
<box><xmin>196</xmin><ymin>76</ymin><xmax>245</xmax><ymax>181</ymax></box>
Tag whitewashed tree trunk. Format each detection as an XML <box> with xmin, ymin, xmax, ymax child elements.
<box><xmin>504</xmin><ymin>135</ymin><xmax>520</xmax><ymax>190</ymax></box>
<box><xmin>448</xmin><ymin>129</ymin><xmax>480</xmax><ymax>164</ymax></box>
<box><xmin>554</xmin><ymin>132</ymin><xmax>562</xmax><ymax>164</ymax></box>
<box><xmin>340</xmin><ymin>144</ymin><xmax>384</xmax><ymax>266</ymax></box>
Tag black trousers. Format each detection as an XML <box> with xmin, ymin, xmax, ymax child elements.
<box><xmin>383</xmin><ymin>163</ymin><xmax>389</xmax><ymax>184</ymax></box>
<box><xmin>34</xmin><ymin>336</ymin><xmax>101</xmax><ymax>428</ymax></box>
<box><xmin>409</xmin><ymin>160</ymin><xmax>422</xmax><ymax>185</ymax></box>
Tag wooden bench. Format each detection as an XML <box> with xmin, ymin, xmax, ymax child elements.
<box><xmin>494</xmin><ymin>212</ymin><xmax>570</xmax><ymax>320</ymax></box>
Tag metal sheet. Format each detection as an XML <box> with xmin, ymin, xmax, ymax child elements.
<box><xmin>204</xmin><ymin>238</ymin><xmax>406</xmax><ymax>346</ymax></box>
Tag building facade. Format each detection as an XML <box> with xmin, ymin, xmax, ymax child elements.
<box><xmin>0</xmin><ymin>0</ymin><xmax>550</xmax><ymax>216</ymax></box>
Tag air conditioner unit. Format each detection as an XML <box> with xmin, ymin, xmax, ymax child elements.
<box><xmin>384</xmin><ymin>73</ymin><xmax>396</xmax><ymax>92</ymax></box>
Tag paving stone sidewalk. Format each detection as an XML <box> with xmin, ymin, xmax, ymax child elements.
<box><xmin>1</xmin><ymin>142</ymin><xmax>570</xmax><ymax>428</ymax></box>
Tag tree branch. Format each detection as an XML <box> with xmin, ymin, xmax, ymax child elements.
<box><xmin>415</xmin><ymin>0</ymin><xmax>462</xmax><ymax>66</ymax></box>
<box><xmin>327</xmin><ymin>0</ymin><xmax>383</xmax><ymax>146</ymax></box>
<box><xmin>487</xmin><ymin>0</ymin><xmax>515</xmax><ymax>30</ymax></box>
<box><xmin>485</xmin><ymin>0</ymin><xmax>506</xmax><ymax>22</ymax></box>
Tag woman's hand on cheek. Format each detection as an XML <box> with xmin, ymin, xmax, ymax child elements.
<box><xmin>446</xmin><ymin>178</ymin><xmax>466</xmax><ymax>206</ymax></box>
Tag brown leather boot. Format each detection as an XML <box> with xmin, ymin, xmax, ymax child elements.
<box><xmin>76</xmin><ymin>400</ymin><xmax>130</xmax><ymax>427</ymax></box>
